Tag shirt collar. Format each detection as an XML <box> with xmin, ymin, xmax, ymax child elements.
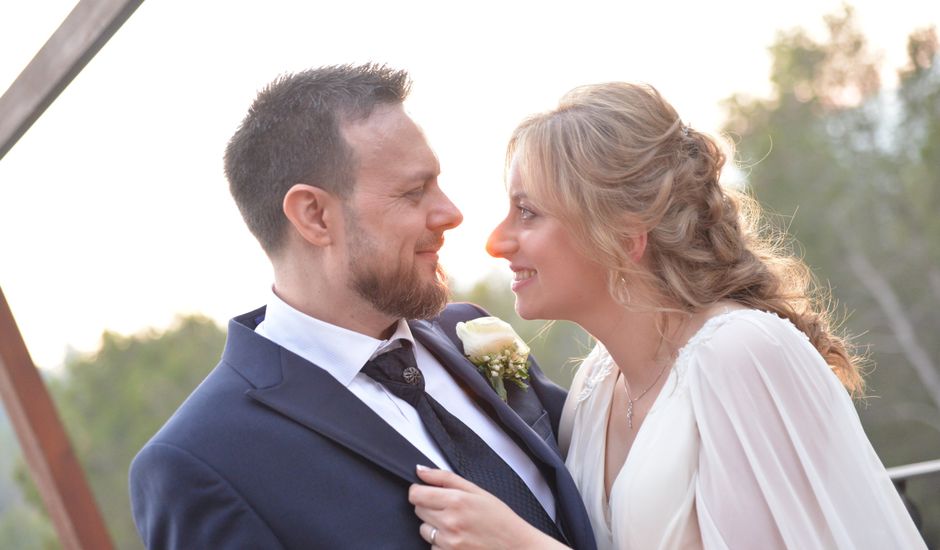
<box><xmin>257</xmin><ymin>288</ymin><xmax>416</xmax><ymax>387</ymax></box>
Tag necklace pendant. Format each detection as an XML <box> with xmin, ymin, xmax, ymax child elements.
<box><xmin>626</xmin><ymin>400</ymin><xmax>634</xmax><ymax>430</ymax></box>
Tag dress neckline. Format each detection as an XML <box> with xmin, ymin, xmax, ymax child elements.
<box><xmin>599</xmin><ymin>307</ymin><xmax>757</xmax><ymax>514</ymax></box>
<box><xmin>581</xmin><ymin>307</ymin><xmax>755</xmax><ymax>404</ymax></box>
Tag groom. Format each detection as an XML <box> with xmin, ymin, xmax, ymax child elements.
<box><xmin>129</xmin><ymin>64</ymin><xmax>595</xmax><ymax>549</ymax></box>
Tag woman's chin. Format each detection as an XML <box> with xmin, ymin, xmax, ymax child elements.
<box><xmin>513</xmin><ymin>301</ymin><xmax>532</xmax><ymax>320</ymax></box>
<box><xmin>514</xmin><ymin>300</ymin><xmax>545</xmax><ymax>321</ymax></box>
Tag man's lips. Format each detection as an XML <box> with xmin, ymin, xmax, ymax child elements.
<box><xmin>416</xmin><ymin>251</ymin><xmax>439</xmax><ymax>262</ymax></box>
<box><xmin>416</xmin><ymin>237</ymin><xmax>445</xmax><ymax>256</ymax></box>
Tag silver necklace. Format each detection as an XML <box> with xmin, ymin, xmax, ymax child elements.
<box><xmin>620</xmin><ymin>361</ymin><xmax>670</xmax><ymax>430</ymax></box>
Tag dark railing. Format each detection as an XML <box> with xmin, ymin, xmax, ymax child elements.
<box><xmin>887</xmin><ymin>458</ymin><xmax>940</xmax><ymax>546</ymax></box>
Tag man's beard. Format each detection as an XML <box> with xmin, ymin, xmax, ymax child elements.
<box><xmin>346</xmin><ymin>217</ymin><xmax>449</xmax><ymax>321</ymax></box>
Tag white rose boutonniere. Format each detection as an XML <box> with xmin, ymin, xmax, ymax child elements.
<box><xmin>455</xmin><ymin>316</ymin><xmax>531</xmax><ymax>401</ymax></box>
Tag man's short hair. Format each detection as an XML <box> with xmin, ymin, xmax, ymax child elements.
<box><xmin>224</xmin><ymin>63</ymin><xmax>412</xmax><ymax>254</ymax></box>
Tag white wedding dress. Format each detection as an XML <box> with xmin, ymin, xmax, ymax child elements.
<box><xmin>559</xmin><ymin>309</ymin><xmax>926</xmax><ymax>550</ymax></box>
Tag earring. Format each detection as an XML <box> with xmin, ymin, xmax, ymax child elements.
<box><xmin>615</xmin><ymin>275</ymin><xmax>632</xmax><ymax>305</ymax></box>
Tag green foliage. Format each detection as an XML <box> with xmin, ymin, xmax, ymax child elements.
<box><xmin>0</xmin><ymin>416</ymin><xmax>59</xmax><ymax>549</ymax></box>
<box><xmin>8</xmin><ymin>315</ymin><xmax>226</xmax><ymax>550</ymax></box>
<box><xmin>0</xmin><ymin>503</ymin><xmax>58</xmax><ymax>550</ymax></box>
<box><xmin>724</xmin><ymin>6</ymin><xmax>940</xmax><ymax>544</ymax></box>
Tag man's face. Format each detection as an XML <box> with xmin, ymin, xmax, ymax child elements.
<box><xmin>340</xmin><ymin>104</ymin><xmax>463</xmax><ymax>320</ymax></box>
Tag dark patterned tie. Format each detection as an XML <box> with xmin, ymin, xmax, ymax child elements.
<box><xmin>362</xmin><ymin>343</ymin><xmax>562</xmax><ymax>540</ymax></box>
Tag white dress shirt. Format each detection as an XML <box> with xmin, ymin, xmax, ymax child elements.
<box><xmin>255</xmin><ymin>290</ymin><xmax>556</xmax><ymax>519</ymax></box>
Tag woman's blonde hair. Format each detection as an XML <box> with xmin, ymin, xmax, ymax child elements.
<box><xmin>508</xmin><ymin>82</ymin><xmax>863</xmax><ymax>394</ymax></box>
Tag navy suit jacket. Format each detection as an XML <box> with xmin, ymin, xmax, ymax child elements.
<box><xmin>129</xmin><ymin>303</ymin><xmax>596</xmax><ymax>549</ymax></box>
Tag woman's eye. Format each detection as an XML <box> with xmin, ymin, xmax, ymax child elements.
<box><xmin>517</xmin><ymin>206</ymin><xmax>536</xmax><ymax>220</ymax></box>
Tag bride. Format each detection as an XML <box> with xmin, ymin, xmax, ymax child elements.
<box><xmin>408</xmin><ymin>82</ymin><xmax>926</xmax><ymax>549</ymax></box>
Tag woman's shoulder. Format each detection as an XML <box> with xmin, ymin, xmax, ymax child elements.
<box><xmin>559</xmin><ymin>342</ymin><xmax>610</xmax><ymax>454</ymax></box>
<box><xmin>570</xmin><ymin>342</ymin><xmax>614</xmax><ymax>404</ymax></box>
<box><xmin>680</xmin><ymin>308</ymin><xmax>812</xmax><ymax>365</ymax></box>
<box><xmin>683</xmin><ymin>308</ymin><xmax>839</xmax><ymax>400</ymax></box>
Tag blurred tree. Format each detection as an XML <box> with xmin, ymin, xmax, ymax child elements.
<box><xmin>723</xmin><ymin>6</ymin><xmax>940</xmax><ymax>544</ymax></box>
<box><xmin>0</xmin><ymin>415</ymin><xmax>58</xmax><ymax>549</ymax></box>
<box><xmin>11</xmin><ymin>315</ymin><xmax>226</xmax><ymax>550</ymax></box>
<box><xmin>0</xmin><ymin>503</ymin><xmax>56</xmax><ymax>550</ymax></box>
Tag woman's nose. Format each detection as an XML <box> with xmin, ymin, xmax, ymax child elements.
<box><xmin>486</xmin><ymin>217</ymin><xmax>516</xmax><ymax>259</ymax></box>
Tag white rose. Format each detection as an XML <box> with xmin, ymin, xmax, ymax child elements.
<box><xmin>456</xmin><ymin>317</ymin><xmax>530</xmax><ymax>359</ymax></box>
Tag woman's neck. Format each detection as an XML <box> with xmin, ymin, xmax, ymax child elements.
<box><xmin>594</xmin><ymin>308</ymin><xmax>682</xmax><ymax>381</ymax></box>
<box><xmin>572</xmin><ymin>292</ymin><xmax>667</xmax><ymax>377</ymax></box>
<box><xmin>584</xmin><ymin>300</ymin><xmax>744</xmax><ymax>385</ymax></box>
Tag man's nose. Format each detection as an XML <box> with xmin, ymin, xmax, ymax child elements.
<box><xmin>429</xmin><ymin>189</ymin><xmax>463</xmax><ymax>231</ymax></box>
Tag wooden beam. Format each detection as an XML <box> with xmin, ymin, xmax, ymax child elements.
<box><xmin>0</xmin><ymin>2</ymin><xmax>146</xmax><ymax>546</ymax></box>
<box><xmin>0</xmin><ymin>287</ymin><xmax>113</xmax><ymax>549</ymax></box>
<box><xmin>0</xmin><ymin>0</ymin><xmax>145</xmax><ymax>161</ymax></box>
<box><xmin>0</xmin><ymin>1</ymin><xmax>145</xmax><ymax>547</ymax></box>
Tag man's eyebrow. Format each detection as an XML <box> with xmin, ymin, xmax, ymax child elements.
<box><xmin>405</xmin><ymin>169</ymin><xmax>439</xmax><ymax>184</ymax></box>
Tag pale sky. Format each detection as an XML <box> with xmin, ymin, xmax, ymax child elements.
<box><xmin>1</xmin><ymin>0</ymin><xmax>938</xmax><ymax>370</ymax></box>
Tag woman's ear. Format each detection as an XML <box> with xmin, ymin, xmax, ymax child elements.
<box><xmin>626</xmin><ymin>231</ymin><xmax>648</xmax><ymax>263</ymax></box>
<box><xmin>283</xmin><ymin>184</ymin><xmax>341</xmax><ymax>247</ymax></box>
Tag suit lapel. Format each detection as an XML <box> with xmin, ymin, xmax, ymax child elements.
<box><xmin>229</xmin><ymin>310</ymin><xmax>588</xmax><ymax>547</ymax></box>
<box><xmin>246</xmin><ymin>348</ymin><xmax>436</xmax><ymax>484</ymax></box>
<box><xmin>413</xmin><ymin>319</ymin><xmax>596</xmax><ymax>546</ymax></box>
<box><xmin>409</xmin><ymin>320</ymin><xmax>564</xmax><ymax>473</ymax></box>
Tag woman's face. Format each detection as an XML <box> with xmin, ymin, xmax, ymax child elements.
<box><xmin>486</xmin><ymin>157</ymin><xmax>612</xmax><ymax>322</ymax></box>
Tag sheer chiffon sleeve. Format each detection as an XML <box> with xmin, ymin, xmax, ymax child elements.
<box><xmin>559</xmin><ymin>344</ymin><xmax>607</xmax><ymax>457</ymax></box>
<box><xmin>687</xmin><ymin>311</ymin><xmax>926</xmax><ymax>549</ymax></box>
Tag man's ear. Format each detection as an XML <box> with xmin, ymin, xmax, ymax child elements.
<box><xmin>283</xmin><ymin>184</ymin><xmax>342</xmax><ymax>247</ymax></box>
